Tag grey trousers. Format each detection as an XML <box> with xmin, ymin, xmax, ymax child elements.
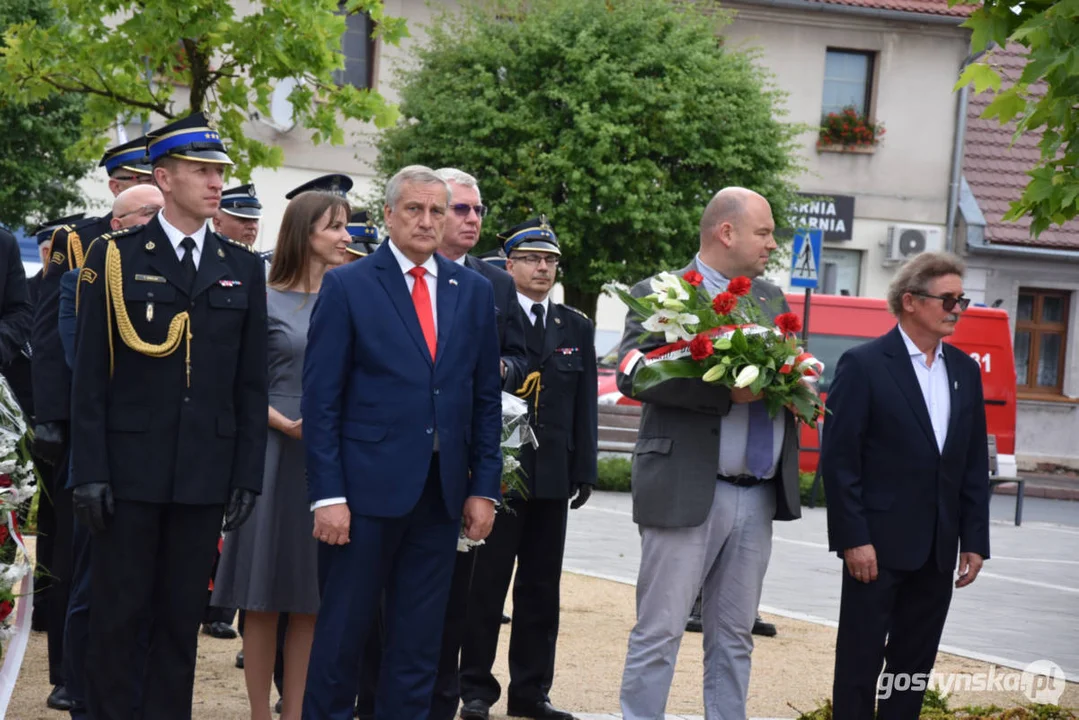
<box><xmin>620</xmin><ymin>480</ymin><xmax>776</xmax><ymax>720</ymax></box>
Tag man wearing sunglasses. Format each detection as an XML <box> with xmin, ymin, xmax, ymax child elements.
<box><xmin>822</xmin><ymin>251</ymin><xmax>990</xmax><ymax>719</ymax></box>
<box><xmin>424</xmin><ymin>168</ymin><xmax>529</xmax><ymax>720</ymax></box>
<box><xmin>30</xmin><ymin>135</ymin><xmax>155</xmax><ymax>713</ymax></box>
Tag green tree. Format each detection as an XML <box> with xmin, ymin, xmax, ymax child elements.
<box><xmin>0</xmin><ymin>0</ymin><xmax>409</xmax><ymax>181</ymax></box>
<box><xmin>954</xmin><ymin>0</ymin><xmax>1079</xmax><ymax>236</ymax></box>
<box><xmin>0</xmin><ymin>0</ymin><xmax>93</xmax><ymax>226</ymax></box>
<box><xmin>373</xmin><ymin>0</ymin><xmax>803</xmax><ymax>318</ymax></box>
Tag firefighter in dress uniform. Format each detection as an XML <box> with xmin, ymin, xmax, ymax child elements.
<box><xmin>31</xmin><ymin>137</ymin><xmax>155</xmax><ymax>712</ymax></box>
<box><xmin>459</xmin><ymin>217</ymin><xmax>598</xmax><ymax>720</ymax></box>
<box><xmin>69</xmin><ymin>112</ymin><xmax>268</xmax><ymax>720</ymax></box>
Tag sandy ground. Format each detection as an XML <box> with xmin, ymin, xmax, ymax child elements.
<box><xmin>7</xmin><ymin>571</ymin><xmax>1077</xmax><ymax>719</ymax></box>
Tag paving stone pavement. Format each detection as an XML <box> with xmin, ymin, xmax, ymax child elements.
<box><xmin>565</xmin><ymin>491</ymin><xmax>1079</xmax><ymax>681</ymax></box>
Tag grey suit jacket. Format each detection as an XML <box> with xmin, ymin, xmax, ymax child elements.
<box><xmin>616</xmin><ymin>259</ymin><xmax>802</xmax><ymax>528</ymax></box>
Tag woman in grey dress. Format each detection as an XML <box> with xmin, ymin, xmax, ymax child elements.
<box><xmin>213</xmin><ymin>190</ymin><xmax>351</xmax><ymax>720</ymax></box>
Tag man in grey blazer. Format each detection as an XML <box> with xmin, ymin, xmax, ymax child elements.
<box><xmin>617</xmin><ymin>187</ymin><xmax>802</xmax><ymax>720</ymax></box>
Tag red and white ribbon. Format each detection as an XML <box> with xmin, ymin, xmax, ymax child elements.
<box><xmin>0</xmin><ymin>511</ymin><xmax>34</xmax><ymax>715</ymax></box>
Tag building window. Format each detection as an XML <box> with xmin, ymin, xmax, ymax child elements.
<box><xmin>1015</xmin><ymin>288</ymin><xmax>1070</xmax><ymax>395</ymax></box>
<box><xmin>821</xmin><ymin>49</ymin><xmax>874</xmax><ymax>117</ymax></box>
<box><xmin>820</xmin><ymin>248</ymin><xmax>861</xmax><ymax>296</ymax></box>
<box><xmin>335</xmin><ymin>10</ymin><xmax>375</xmax><ymax>89</ymax></box>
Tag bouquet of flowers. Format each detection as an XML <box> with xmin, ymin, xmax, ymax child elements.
<box><xmin>457</xmin><ymin>391</ymin><xmax>537</xmax><ymax>552</ymax></box>
<box><xmin>0</xmin><ymin>375</ymin><xmax>38</xmax><ymax>700</ymax></box>
<box><xmin>605</xmin><ymin>270</ymin><xmax>826</xmax><ymax>423</ymax></box>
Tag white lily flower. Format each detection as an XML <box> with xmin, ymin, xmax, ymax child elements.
<box><xmin>650</xmin><ymin>272</ymin><xmax>689</xmax><ymax>302</ymax></box>
<box><xmin>642</xmin><ymin>310</ymin><xmax>700</xmax><ymax>342</ymax></box>
<box><xmin>703</xmin><ymin>364</ymin><xmax>727</xmax><ymax>383</ymax></box>
<box><xmin>734</xmin><ymin>365</ymin><xmax>760</xmax><ymax>388</ymax></box>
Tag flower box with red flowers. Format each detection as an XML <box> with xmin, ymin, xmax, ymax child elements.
<box><xmin>604</xmin><ymin>271</ymin><xmax>826</xmax><ymax>423</ymax></box>
<box><xmin>817</xmin><ymin>106</ymin><xmax>885</xmax><ymax>153</ymax></box>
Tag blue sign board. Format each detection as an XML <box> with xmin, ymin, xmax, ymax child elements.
<box><xmin>790</xmin><ymin>228</ymin><xmax>823</xmax><ymax>289</ymax></box>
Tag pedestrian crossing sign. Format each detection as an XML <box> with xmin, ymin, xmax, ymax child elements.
<box><xmin>790</xmin><ymin>228</ymin><xmax>822</xmax><ymax>289</ymax></box>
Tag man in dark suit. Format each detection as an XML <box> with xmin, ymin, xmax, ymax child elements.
<box><xmin>70</xmin><ymin>112</ymin><xmax>267</xmax><ymax>720</ymax></box>
<box><xmin>419</xmin><ymin>167</ymin><xmax>528</xmax><ymax>720</ymax></box>
<box><xmin>616</xmin><ymin>188</ymin><xmax>802</xmax><ymax>720</ymax></box>
<box><xmin>301</xmin><ymin>165</ymin><xmax>502</xmax><ymax>720</ymax></box>
<box><xmin>822</xmin><ymin>251</ymin><xmax>990</xmax><ymax>720</ymax></box>
<box><xmin>30</xmin><ymin>137</ymin><xmax>156</xmax><ymax>711</ymax></box>
<box><xmin>459</xmin><ymin>217</ymin><xmax>597</xmax><ymax>720</ymax></box>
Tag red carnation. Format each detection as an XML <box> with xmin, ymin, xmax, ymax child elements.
<box><xmin>727</xmin><ymin>276</ymin><xmax>752</xmax><ymax>297</ymax></box>
<box><xmin>683</xmin><ymin>270</ymin><xmax>703</xmax><ymax>287</ymax></box>
<box><xmin>712</xmin><ymin>292</ymin><xmax>737</xmax><ymax>316</ymax></box>
<box><xmin>689</xmin><ymin>333</ymin><xmax>715</xmax><ymax>361</ymax></box>
<box><xmin>0</xmin><ymin>525</ymin><xmax>7</xmax><ymax>546</ymax></box>
<box><xmin>0</xmin><ymin>600</ymin><xmax>12</xmax><ymax>623</ymax></box>
<box><xmin>775</xmin><ymin>312</ymin><xmax>802</xmax><ymax>335</ymax></box>
<box><xmin>0</xmin><ymin>474</ymin><xmax>10</xmax><ymax>488</ymax></box>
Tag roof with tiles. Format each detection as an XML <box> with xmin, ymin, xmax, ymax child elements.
<box><xmin>962</xmin><ymin>45</ymin><xmax>1079</xmax><ymax>249</ymax></box>
<box><xmin>793</xmin><ymin>0</ymin><xmax>975</xmax><ymax>17</ymax></box>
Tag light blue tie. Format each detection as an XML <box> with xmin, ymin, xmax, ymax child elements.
<box><xmin>746</xmin><ymin>400</ymin><xmax>773</xmax><ymax>478</ymax></box>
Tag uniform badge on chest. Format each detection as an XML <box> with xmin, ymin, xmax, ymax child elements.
<box><xmin>146</xmin><ymin>303</ymin><xmax>154</xmax><ymax>323</ymax></box>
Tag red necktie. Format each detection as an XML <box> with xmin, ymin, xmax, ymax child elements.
<box><xmin>408</xmin><ymin>266</ymin><xmax>437</xmax><ymax>360</ymax></box>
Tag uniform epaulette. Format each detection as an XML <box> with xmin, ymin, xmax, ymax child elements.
<box><xmin>102</xmin><ymin>224</ymin><xmax>144</xmax><ymax>242</ymax></box>
<box><xmin>563</xmin><ymin>305</ymin><xmax>590</xmax><ymax>320</ymax></box>
<box><xmin>217</xmin><ymin>231</ymin><xmax>255</xmax><ymax>254</ymax></box>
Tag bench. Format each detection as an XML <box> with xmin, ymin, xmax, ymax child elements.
<box><xmin>598</xmin><ymin>404</ymin><xmax>640</xmax><ymax>454</ymax></box>
<box><xmin>988</xmin><ymin>435</ymin><xmax>1025</xmax><ymax>526</ymax></box>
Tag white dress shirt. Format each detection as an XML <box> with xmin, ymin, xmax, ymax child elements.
<box><xmin>313</xmin><ymin>242</ymin><xmax>446</xmax><ymax>511</ymax></box>
<box><xmin>156</xmin><ymin>211</ymin><xmax>208</xmax><ymax>269</ymax></box>
<box><xmin>516</xmin><ymin>292</ymin><xmax>550</xmax><ymax>326</ymax></box>
<box><xmin>388</xmin><ymin>239</ymin><xmax>440</xmax><ymax>331</ymax></box>
<box><xmin>695</xmin><ymin>254</ymin><xmax>785</xmax><ymax>479</ymax></box>
<box><xmin>897</xmin><ymin>323</ymin><xmax>951</xmax><ymax>453</ymax></box>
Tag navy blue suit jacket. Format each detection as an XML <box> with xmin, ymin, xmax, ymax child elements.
<box><xmin>302</xmin><ymin>241</ymin><xmax>503</xmax><ymax>520</ymax></box>
<box><xmin>822</xmin><ymin>326</ymin><xmax>991</xmax><ymax>572</ymax></box>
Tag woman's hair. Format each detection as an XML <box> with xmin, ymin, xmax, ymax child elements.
<box><xmin>268</xmin><ymin>191</ymin><xmax>351</xmax><ymax>292</ymax></box>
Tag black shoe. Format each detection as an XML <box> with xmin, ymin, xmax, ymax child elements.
<box><xmin>752</xmin><ymin>615</ymin><xmax>777</xmax><ymax>637</ymax></box>
<box><xmin>685</xmin><ymin>614</ymin><xmax>703</xmax><ymax>633</ymax></box>
<box><xmin>235</xmin><ymin>650</ymin><xmax>244</xmax><ymax>668</ymax></box>
<box><xmin>47</xmin><ymin>685</ymin><xmax>75</xmax><ymax>711</ymax></box>
<box><xmin>460</xmin><ymin>699</ymin><xmax>490</xmax><ymax>720</ymax></box>
<box><xmin>274</xmin><ymin>698</ymin><xmax>282</xmax><ymax>714</ymax></box>
<box><xmin>202</xmin><ymin>621</ymin><xmax>238</xmax><ymax>639</ymax></box>
<box><xmin>506</xmin><ymin>700</ymin><xmax>576</xmax><ymax>720</ymax></box>
<box><xmin>501</xmin><ymin>613</ymin><xmax>511</xmax><ymax>624</ymax></box>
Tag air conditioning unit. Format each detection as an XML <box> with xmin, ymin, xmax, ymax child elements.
<box><xmin>884</xmin><ymin>224</ymin><xmax>944</xmax><ymax>265</ymax></box>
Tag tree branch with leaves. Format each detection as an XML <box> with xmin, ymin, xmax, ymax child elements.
<box><xmin>952</xmin><ymin>0</ymin><xmax>1079</xmax><ymax>236</ymax></box>
<box><xmin>0</xmin><ymin>0</ymin><xmax>409</xmax><ymax>181</ymax></box>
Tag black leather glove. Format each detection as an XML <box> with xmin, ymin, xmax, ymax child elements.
<box><xmin>72</xmin><ymin>483</ymin><xmax>114</xmax><ymax>535</ymax></box>
<box><xmin>222</xmin><ymin>489</ymin><xmax>257</xmax><ymax>532</ymax></box>
<box><xmin>570</xmin><ymin>484</ymin><xmax>592</xmax><ymax>510</ymax></box>
<box><xmin>32</xmin><ymin>422</ymin><xmax>67</xmax><ymax>466</ymax></box>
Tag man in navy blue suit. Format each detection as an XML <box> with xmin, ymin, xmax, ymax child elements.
<box><xmin>302</xmin><ymin>165</ymin><xmax>503</xmax><ymax>720</ymax></box>
<box><xmin>822</xmin><ymin>251</ymin><xmax>990</xmax><ymax>720</ymax></box>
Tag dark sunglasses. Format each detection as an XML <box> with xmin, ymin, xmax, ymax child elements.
<box><xmin>450</xmin><ymin>203</ymin><xmax>488</xmax><ymax>218</ymax></box>
<box><xmin>912</xmin><ymin>291</ymin><xmax>970</xmax><ymax>312</ymax></box>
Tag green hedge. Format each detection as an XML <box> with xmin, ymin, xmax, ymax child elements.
<box><xmin>800</xmin><ymin>470</ymin><xmax>826</xmax><ymax>508</ymax></box>
<box><xmin>597</xmin><ymin>456</ymin><xmax>632</xmax><ymax>492</ymax></box>
<box><xmin>597</xmin><ymin>463</ymin><xmax>827</xmax><ymax>504</ymax></box>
